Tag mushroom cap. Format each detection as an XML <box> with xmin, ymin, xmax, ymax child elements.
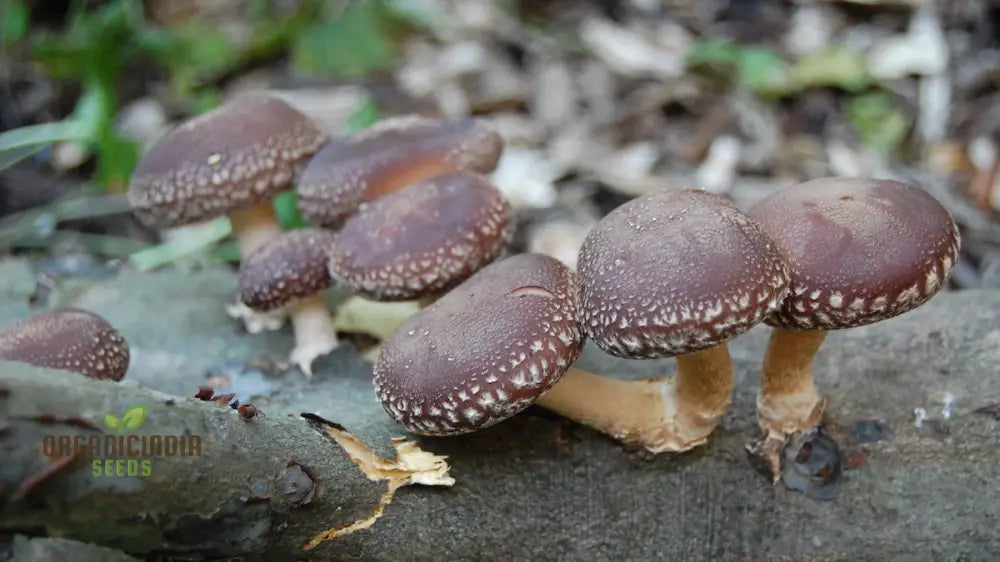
<box><xmin>328</xmin><ymin>171</ymin><xmax>512</xmax><ymax>301</ymax></box>
<box><xmin>0</xmin><ymin>308</ymin><xmax>130</xmax><ymax>380</ymax></box>
<box><xmin>128</xmin><ymin>95</ymin><xmax>326</xmax><ymax>227</ymax></box>
<box><xmin>373</xmin><ymin>253</ymin><xmax>583</xmax><ymax>435</ymax></box>
<box><xmin>238</xmin><ymin>227</ymin><xmax>340</xmax><ymax>311</ymax></box>
<box><xmin>578</xmin><ymin>188</ymin><xmax>790</xmax><ymax>359</ymax></box>
<box><xmin>296</xmin><ymin>115</ymin><xmax>503</xmax><ymax>227</ymax></box>
<box><xmin>747</xmin><ymin>177</ymin><xmax>960</xmax><ymax>330</ymax></box>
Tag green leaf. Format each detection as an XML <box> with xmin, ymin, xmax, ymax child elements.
<box><xmin>735</xmin><ymin>47</ymin><xmax>789</xmax><ymax>95</ymax></box>
<box><xmin>103</xmin><ymin>413</ymin><xmax>121</xmax><ymax>430</ymax></box>
<box><xmin>273</xmin><ymin>192</ymin><xmax>310</xmax><ymax>230</ymax></box>
<box><xmin>1</xmin><ymin>0</ymin><xmax>29</xmax><ymax>44</ymax></box>
<box><xmin>95</xmin><ymin>134</ymin><xmax>140</xmax><ymax>191</ymax></box>
<box><xmin>122</xmin><ymin>404</ymin><xmax>148</xmax><ymax>430</ymax></box>
<box><xmin>68</xmin><ymin>86</ymin><xmax>110</xmax><ymax>141</ymax></box>
<box><xmin>846</xmin><ymin>91</ymin><xmax>911</xmax><ymax>154</ymax></box>
<box><xmin>687</xmin><ymin>41</ymin><xmax>791</xmax><ymax>96</ymax></box>
<box><xmin>347</xmin><ymin>97</ymin><xmax>381</xmax><ymax>133</ymax></box>
<box><xmin>383</xmin><ymin>0</ymin><xmax>440</xmax><ymax>29</ymax></box>
<box><xmin>687</xmin><ymin>40</ymin><xmax>742</xmax><ymax>67</ymax></box>
<box><xmin>209</xmin><ymin>242</ymin><xmax>242</xmax><ymax>264</ymax></box>
<box><xmin>291</xmin><ymin>0</ymin><xmax>396</xmax><ymax>77</ymax></box>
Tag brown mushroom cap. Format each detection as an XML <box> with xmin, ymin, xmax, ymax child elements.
<box><xmin>328</xmin><ymin>171</ymin><xmax>512</xmax><ymax>301</ymax></box>
<box><xmin>578</xmin><ymin>188</ymin><xmax>790</xmax><ymax>359</ymax></box>
<box><xmin>747</xmin><ymin>177</ymin><xmax>960</xmax><ymax>330</ymax></box>
<box><xmin>373</xmin><ymin>253</ymin><xmax>583</xmax><ymax>435</ymax></box>
<box><xmin>128</xmin><ymin>95</ymin><xmax>326</xmax><ymax>227</ymax></box>
<box><xmin>238</xmin><ymin>228</ymin><xmax>340</xmax><ymax>311</ymax></box>
<box><xmin>296</xmin><ymin>115</ymin><xmax>503</xmax><ymax>227</ymax></box>
<box><xmin>0</xmin><ymin>308</ymin><xmax>130</xmax><ymax>380</ymax></box>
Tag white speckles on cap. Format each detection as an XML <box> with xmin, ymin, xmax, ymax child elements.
<box><xmin>577</xmin><ymin>189</ymin><xmax>791</xmax><ymax>359</ymax></box>
<box><xmin>238</xmin><ymin>228</ymin><xmax>340</xmax><ymax>311</ymax></box>
<box><xmin>0</xmin><ymin>308</ymin><xmax>130</xmax><ymax>381</ymax></box>
<box><xmin>749</xmin><ymin>177</ymin><xmax>960</xmax><ymax>330</ymax></box>
<box><xmin>296</xmin><ymin>116</ymin><xmax>503</xmax><ymax>227</ymax></box>
<box><xmin>372</xmin><ymin>254</ymin><xmax>583</xmax><ymax>435</ymax></box>
<box><xmin>128</xmin><ymin>95</ymin><xmax>325</xmax><ymax>227</ymax></box>
<box><xmin>328</xmin><ymin>172</ymin><xmax>512</xmax><ymax>301</ymax></box>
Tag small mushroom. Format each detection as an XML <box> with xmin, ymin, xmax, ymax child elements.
<box><xmin>373</xmin><ymin>253</ymin><xmax>584</xmax><ymax>435</ymax></box>
<box><xmin>747</xmin><ymin>178</ymin><xmax>959</xmax><ymax>450</ymax></box>
<box><xmin>571</xmin><ymin>188</ymin><xmax>791</xmax><ymax>452</ymax></box>
<box><xmin>238</xmin><ymin>228</ymin><xmax>341</xmax><ymax>376</ymax></box>
<box><xmin>0</xmin><ymin>308</ymin><xmax>130</xmax><ymax>380</ymax></box>
<box><xmin>328</xmin><ymin>171</ymin><xmax>512</xmax><ymax>302</ymax></box>
<box><xmin>128</xmin><ymin>94</ymin><xmax>326</xmax><ymax>257</ymax></box>
<box><xmin>297</xmin><ymin>116</ymin><xmax>503</xmax><ymax>227</ymax></box>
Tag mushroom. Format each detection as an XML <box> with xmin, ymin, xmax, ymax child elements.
<box><xmin>296</xmin><ymin>115</ymin><xmax>503</xmax><ymax>228</ymax></box>
<box><xmin>374</xmin><ymin>192</ymin><xmax>787</xmax><ymax>454</ymax></box>
<box><xmin>373</xmin><ymin>253</ymin><xmax>584</xmax><ymax>435</ymax></box>
<box><xmin>0</xmin><ymin>308</ymin><xmax>130</xmax><ymax>380</ymax></box>
<box><xmin>238</xmin><ymin>228</ymin><xmax>341</xmax><ymax>376</ymax></box>
<box><xmin>747</xmin><ymin>177</ymin><xmax>959</xmax><ymax>470</ymax></box>
<box><xmin>568</xmin><ymin>188</ymin><xmax>791</xmax><ymax>452</ymax></box>
<box><xmin>128</xmin><ymin>94</ymin><xmax>326</xmax><ymax>257</ymax></box>
<box><xmin>328</xmin><ymin>171</ymin><xmax>512</xmax><ymax>303</ymax></box>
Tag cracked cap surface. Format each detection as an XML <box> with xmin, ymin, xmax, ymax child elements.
<box><xmin>578</xmin><ymin>188</ymin><xmax>791</xmax><ymax>359</ymax></box>
<box><xmin>748</xmin><ymin>177</ymin><xmax>960</xmax><ymax>330</ymax></box>
<box><xmin>373</xmin><ymin>253</ymin><xmax>583</xmax><ymax>435</ymax></box>
<box><xmin>328</xmin><ymin>171</ymin><xmax>512</xmax><ymax>301</ymax></box>
<box><xmin>128</xmin><ymin>95</ymin><xmax>325</xmax><ymax>227</ymax></box>
<box><xmin>238</xmin><ymin>228</ymin><xmax>340</xmax><ymax>311</ymax></box>
<box><xmin>296</xmin><ymin>115</ymin><xmax>503</xmax><ymax>227</ymax></box>
<box><xmin>0</xmin><ymin>308</ymin><xmax>130</xmax><ymax>380</ymax></box>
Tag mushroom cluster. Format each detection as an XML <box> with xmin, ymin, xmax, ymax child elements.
<box><xmin>129</xmin><ymin>95</ymin><xmax>512</xmax><ymax>375</ymax></box>
<box><xmin>372</xmin><ymin>177</ymin><xmax>960</xmax><ymax>474</ymax></box>
<box><xmin>127</xmin><ymin>97</ymin><xmax>961</xmax><ymax>481</ymax></box>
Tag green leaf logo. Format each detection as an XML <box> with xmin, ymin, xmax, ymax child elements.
<box><xmin>103</xmin><ymin>404</ymin><xmax>148</xmax><ymax>435</ymax></box>
<box><xmin>122</xmin><ymin>404</ymin><xmax>147</xmax><ymax>431</ymax></box>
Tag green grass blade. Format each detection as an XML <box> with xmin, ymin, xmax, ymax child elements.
<box><xmin>0</xmin><ymin>120</ymin><xmax>92</xmax><ymax>172</ymax></box>
<box><xmin>0</xmin><ymin>143</ymin><xmax>46</xmax><ymax>171</ymax></box>
<box><xmin>0</xmin><ymin>120</ymin><xmax>91</xmax><ymax>151</ymax></box>
<box><xmin>128</xmin><ymin>217</ymin><xmax>232</xmax><ymax>271</ymax></box>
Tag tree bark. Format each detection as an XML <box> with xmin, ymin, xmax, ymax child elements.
<box><xmin>0</xmin><ymin>364</ymin><xmax>441</xmax><ymax>559</ymax></box>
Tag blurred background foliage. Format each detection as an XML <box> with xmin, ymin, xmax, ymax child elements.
<box><xmin>1</xmin><ymin>0</ymin><xmax>997</xmax><ymax>285</ymax></box>
<box><xmin>0</xmin><ymin>0</ymin><xmax>909</xmax><ymax>190</ymax></box>
<box><xmin>0</xmin><ymin>0</ymin><xmax>422</xmax><ymax>190</ymax></box>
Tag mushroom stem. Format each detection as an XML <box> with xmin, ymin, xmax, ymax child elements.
<box><xmin>756</xmin><ymin>328</ymin><xmax>826</xmax><ymax>437</ymax></box>
<box><xmin>228</xmin><ymin>202</ymin><xmax>284</xmax><ymax>257</ymax></box>
<box><xmin>287</xmin><ymin>293</ymin><xmax>339</xmax><ymax>377</ymax></box>
<box><xmin>535</xmin><ymin>345</ymin><xmax>733</xmax><ymax>453</ymax></box>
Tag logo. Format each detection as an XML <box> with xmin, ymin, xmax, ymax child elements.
<box><xmin>104</xmin><ymin>404</ymin><xmax>147</xmax><ymax>434</ymax></box>
<box><xmin>41</xmin><ymin>403</ymin><xmax>203</xmax><ymax>477</ymax></box>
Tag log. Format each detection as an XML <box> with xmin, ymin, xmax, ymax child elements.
<box><xmin>0</xmin><ymin>363</ymin><xmax>453</xmax><ymax>559</ymax></box>
<box><xmin>1</xmin><ymin>260</ymin><xmax>999</xmax><ymax>560</ymax></box>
